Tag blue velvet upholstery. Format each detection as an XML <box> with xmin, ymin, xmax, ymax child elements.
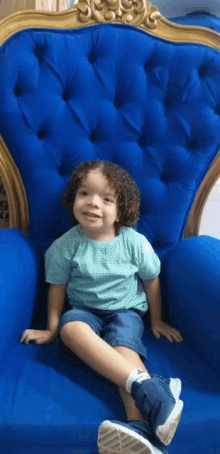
<box><xmin>0</xmin><ymin>19</ymin><xmax>220</xmax><ymax>454</ymax></box>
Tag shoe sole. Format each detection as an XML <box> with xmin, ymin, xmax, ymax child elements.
<box><xmin>156</xmin><ymin>398</ymin><xmax>184</xmax><ymax>446</ymax></box>
<box><xmin>169</xmin><ymin>377</ymin><xmax>182</xmax><ymax>401</ymax></box>
<box><xmin>98</xmin><ymin>421</ymin><xmax>163</xmax><ymax>454</ymax></box>
<box><xmin>154</xmin><ymin>376</ymin><xmax>182</xmax><ymax>446</ymax></box>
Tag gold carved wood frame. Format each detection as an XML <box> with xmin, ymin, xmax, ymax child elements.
<box><xmin>0</xmin><ymin>0</ymin><xmax>220</xmax><ymax>237</ymax></box>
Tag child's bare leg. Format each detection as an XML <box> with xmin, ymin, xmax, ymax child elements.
<box><xmin>113</xmin><ymin>346</ymin><xmax>148</xmax><ymax>422</ymax></box>
<box><xmin>60</xmin><ymin>321</ymin><xmax>148</xmax><ymax>389</ymax></box>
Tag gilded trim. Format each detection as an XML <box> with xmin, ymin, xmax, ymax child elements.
<box><xmin>0</xmin><ymin>1</ymin><xmax>220</xmax><ymax>236</ymax></box>
<box><xmin>0</xmin><ymin>1</ymin><xmax>161</xmax><ymax>44</ymax></box>
<box><xmin>0</xmin><ymin>137</ymin><xmax>29</xmax><ymax>234</ymax></box>
<box><xmin>0</xmin><ymin>0</ymin><xmax>220</xmax><ymax>51</ymax></box>
<box><xmin>76</xmin><ymin>0</ymin><xmax>161</xmax><ymax>28</ymax></box>
<box><xmin>146</xmin><ymin>13</ymin><xmax>220</xmax><ymax>52</ymax></box>
<box><xmin>184</xmin><ymin>151</ymin><xmax>220</xmax><ymax>239</ymax></box>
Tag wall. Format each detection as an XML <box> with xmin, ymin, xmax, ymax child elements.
<box><xmin>199</xmin><ymin>180</ymin><xmax>220</xmax><ymax>238</ymax></box>
<box><xmin>0</xmin><ymin>1</ymin><xmax>64</xmax><ymax>18</ymax></box>
<box><xmin>153</xmin><ymin>0</ymin><xmax>220</xmax><ymax>18</ymax></box>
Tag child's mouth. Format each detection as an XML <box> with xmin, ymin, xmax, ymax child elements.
<box><xmin>83</xmin><ymin>212</ymin><xmax>101</xmax><ymax>219</ymax></box>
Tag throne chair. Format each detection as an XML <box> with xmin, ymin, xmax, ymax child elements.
<box><xmin>0</xmin><ymin>1</ymin><xmax>219</xmax><ymax>453</ymax></box>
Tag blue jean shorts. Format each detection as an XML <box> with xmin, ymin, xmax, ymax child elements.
<box><xmin>57</xmin><ymin>306</ymin><xmax>147</xmax><ymax>362</ymax></box>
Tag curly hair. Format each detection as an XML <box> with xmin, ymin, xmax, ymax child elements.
<box><xmin>61</xmin><ymin>160</ymin><xmax>140</xmax><ymax>236</ymax></box>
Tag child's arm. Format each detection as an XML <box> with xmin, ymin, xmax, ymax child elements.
<box><xmin>143</xmin><ymin>277</ymin><xmax>183</xmax><ymax>343</ymax></box>
<box><xmin>19</xmin><ymin>284</ymin><xmax>66</xmax><ymax>345</ymax></box>
<box><xmin>47</xmin><ymin>284</ymin><xmax>66</xmax><ymax>335</ymax></box>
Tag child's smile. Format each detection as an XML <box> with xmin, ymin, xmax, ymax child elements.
<box><xmin>83</xmin><ymin>211</ymin><xmax>101</xmax><ymax>221</ymax></box>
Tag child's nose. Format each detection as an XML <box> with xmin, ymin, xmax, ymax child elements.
<box><xmin>88</xmin><ymin>195</ymin><xmax>100</xmax><ymax>206</ymax></box>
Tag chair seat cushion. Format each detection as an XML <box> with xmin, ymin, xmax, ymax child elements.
<box><xmin>0</xmin><ymin>342</ymin><xmax>124</xmax><ymax>454</ymax></box>
<box><xmin>0</xmin><ymin>332</ymin><xmax>219</xmax><ymax>454</ymax></box>
<box><xmin>142</xmin><ymin>331</ymin><xmax>220</xmax><ymax>453</ymax></box>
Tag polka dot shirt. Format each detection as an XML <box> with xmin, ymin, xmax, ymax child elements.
<box><xmin>45</xmin><ymin>224</ymin><xmax>161</xmax><ymax>314</ymax></box>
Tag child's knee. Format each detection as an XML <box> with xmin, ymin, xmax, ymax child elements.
<box><xmin>60</xmin><ymin>320</ymin><xmax>92</xmax><ymax>344</ymax></box>
<box><xmin>60</xmin><ymin>321</ymin><xmax>80</xmax><ymax>342</ymax></box>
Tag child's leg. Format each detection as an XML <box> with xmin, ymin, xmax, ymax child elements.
<box><xmin>60</xmin><ymin>321</ymin><xmax>149</xmax><ymax>388</ymax></box>
<box><xmin>113</xmin><ymin>345</ymin><xmax>148</xmax><ymax>422</ymax></box>
<box><xmin>61</xmin><ymin>321</ymin><xmax>183</xmax><ymax>447</ymax></box>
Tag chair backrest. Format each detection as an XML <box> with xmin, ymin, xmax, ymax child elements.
<box><xmin>0</xmin><ymin>0</ymin><xmax>220</xmax><ymax>322</ymax></box>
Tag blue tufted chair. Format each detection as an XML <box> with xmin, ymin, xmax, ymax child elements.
<box><xmin>0</xmin><ymin>2</ymin><xmax>220</xmax><ymax>453</ymax></box>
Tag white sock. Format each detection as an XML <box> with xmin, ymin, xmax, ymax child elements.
<box><xmin>125</xmin><ymin>369</ymin><xmax>151</xmax><ymax>394</ymax></box>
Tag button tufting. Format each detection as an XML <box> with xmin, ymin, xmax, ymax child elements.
<box><xmin>59</xmin><ymin>166</ymin><xmax>66</xmax><ymax>176</ymax></box>
<box><xmin>215</xmin><ymin>106</ymin><xmax>220</xmax><ymax>116</ymax></box>
<box><xmin>144</xmin><ymin>60</ymin><xmax>153</xmax><ymax>73</ymax></box>
<box><xmin>138</xmin><ymin>136</ymin><xmax>147</xmax><ymax>148</ymax></box>
<box><xmin>88</xmin><ymin>53</ymin><xmax>96</xmax><ymax>64</ymax></box>
<box><xmin>164</xmin><ymin>97</ymin><xmax>173</xmax><ymax>109</ymax></box>
<box><xmin>198</xmin><ymin>67</ymin><xmax>206</xmax><ymax>78</ymax></box>
<box><xmin>62</xmin><ymin>91</ymin><xmax>70</xmax><ymax>101</ymax></box>
<box><xmin>14</xmin><ymin>86</ymin><xmax>22</xmax><ymax>97</ymax></box>
<box><xmin>37</xmin><ymin>130</ymin><xmax>46</xmax><ymax>139</ymax></box>
<box><xmin>34</xmin><ymin>47</ymin><xmax>45</xmax><ymax>60</ymax></box>
<box><xmin>188</xmin><ymin>139</ymin><xmax>197</xmax><ymax>150</ymax></box>
<box><xmin>161</xmin><ymin>173</ymin><xmax>169</xmax><ymax>183</ymax></box>
<box><xmin>90</xmin><ymin>132</ymin><xmax>96</xmax><ymax>143</ymax></box>
<box><xmin>114</xmin><ymin>98</ymin><xmax>122</xmax><ymax>109</ymax></box>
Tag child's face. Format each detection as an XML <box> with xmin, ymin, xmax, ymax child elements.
<box><xmin>73</xmin><ymin>170</ymin><xmax>119</xmax><ymax>237</ymax></box>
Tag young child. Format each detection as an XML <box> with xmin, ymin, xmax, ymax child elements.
<box><xmin>20</xmin><ymin>159</ymin><xmax>184</xmax><ymax>454</ymax></box>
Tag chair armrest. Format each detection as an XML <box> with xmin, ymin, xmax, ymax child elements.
<box><xmin>162</xmin><ymin>235</ymin><xmax>220</xmax><ymax>375</ymax></box>
<box><xmin>0</xmin><ymin>228</ymin><xmax>40</xmax><ymax>362</ymax></box>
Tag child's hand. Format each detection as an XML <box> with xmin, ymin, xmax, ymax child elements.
<box><xmin>151</xmin><ymin>320</ymin><xmax>183</xmax><ymax>343</ymax></box>
<box><xmin>19</xmin><ymin>329</ymin><xmax>56</xmax><ymax>345</ymax></box>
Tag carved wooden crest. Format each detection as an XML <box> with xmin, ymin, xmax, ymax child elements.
<box><xmin>76</xmin><ymin>0</ymin><xmax>161</xmax><ymax>28</ymax></box>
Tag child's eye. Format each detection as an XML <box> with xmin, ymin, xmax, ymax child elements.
<box><xmin>79</xmin><ymin>191</ymin><xmax>113</xmax><ymax>202</ymax></box>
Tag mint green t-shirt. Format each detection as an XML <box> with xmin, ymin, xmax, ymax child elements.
<box><xmin>44</xmin><ymin>224</ymin><xmax>161</xmax><ymax>314</ymax></box>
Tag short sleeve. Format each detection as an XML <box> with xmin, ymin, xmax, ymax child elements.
<box><xmin>135</xmin><ymin>234</ymin><xmax>161</xmax><ymax>281</ymax></box>
<box><xmin>44</xmin><ymin>242</ymin><xmax>72</xmax><ymax>285</ymax></box>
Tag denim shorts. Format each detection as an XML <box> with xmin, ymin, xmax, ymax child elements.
<box><xmin>57</xmin><ymin>306</ymin><xmax>147</xmax><ymax>362</ymax></box>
